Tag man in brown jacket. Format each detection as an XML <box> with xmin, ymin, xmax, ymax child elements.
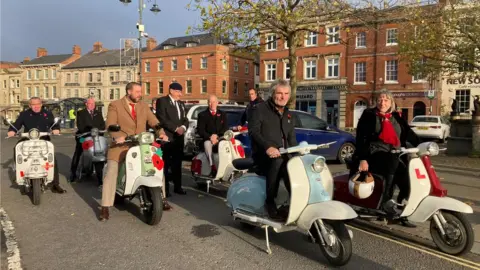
<box><xmin>99</xmin><ymin>82</ymin><xmax>170</xmax><ymax>221</ymax></box>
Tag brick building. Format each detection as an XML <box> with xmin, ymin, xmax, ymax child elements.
<box><xmin>344</xmin><ymin>10</ymin><xmax>441</xmax><ymax>128</ymax></box>
<box><xmin>0</xmin><ymin>62</ymin><xmax>22</xmax><ymax>119</ymax></box>
<box><xmin>258</xmin><ymin>26</ymin><xmax>348</xmax><ymax>128</ymax></box>
<box><xmin>141</xmin><ymin>34</ymin><xmax>255</xmax><ymax>104</ymax></box>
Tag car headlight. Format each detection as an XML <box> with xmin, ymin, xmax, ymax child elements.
<box><xmin>29</xmin><ymin>129</ymin><xmax>40</xmax><ymax>140</ymax></box>
<box><xmin>139</xmin><ymin>132</ymin><xmax>154</xmax><ymax>145</ymax></box>
<box><xmin>427</xmin><ymin>142</ymin><xmax>439</xmax><ymax>156</ymax></box>
<box><xmin>312</xmin><ymin>156</ymin><xmax>326</xmax><ymax>173</ymax></box>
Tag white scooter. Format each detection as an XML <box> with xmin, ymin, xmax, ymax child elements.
<box><xmin>105</xmin><ymin>124</ymin><xmax>167</xmax><ymax>225</ymax></box>
<box><xmin>334</xmin><ymin>141</ymin><xmax>475</xmax><ymax>255</ymax></box>
<box><xmin>191</xmin><ymin>128</ymin><xmax>248</xmax><ymax>193</ymax></box>
<box><xmin>5</xmin><ymin>118</ymin><xmax>60</xmax><ymax>205</ymax></box>
<box><xmin>227</xmin><ymin>141</ymin><xmax>357</xmax><ymax>267</ymax></box>
<box><xmin>74</xmin><ymin>128</ymin><xmax>108</xmax><ymax>185</ymax></box>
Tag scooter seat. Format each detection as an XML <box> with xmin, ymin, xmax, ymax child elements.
<box><xmin>232</xmin><ymin>158</ymin><xmax>255</xmax><ymax>170</ymax></box>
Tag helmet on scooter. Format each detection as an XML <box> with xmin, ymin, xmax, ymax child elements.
<box><xmin>348</xmin><ymin>172</ymin><xmax>375</xmax><ymax>199</ymax></box>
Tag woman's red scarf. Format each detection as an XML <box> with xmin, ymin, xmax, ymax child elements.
<box><xmin>376</xmin><ymin>111</ymin><xmax>400</xmax><ymax>147</ymax></box>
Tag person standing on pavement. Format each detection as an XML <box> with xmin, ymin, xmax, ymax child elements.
<box><xmin>7</xmin><ymin>97</ymin><xmax>66</xmax><ymax>194</ymax></box>
<box><xmin>68</xmin><ymin>108</ymin><xmax>76</xmax><ymax>128</ymax></box>
<box><xmin>155</xmin><ymin>82</ymin><xmax>189</xmax><ymax>196</ymax></box>
<box><xmin>248</xmin><ymin>79</ymin><xmax>297</xmax><ymax>221</ymax></box>
<box><xmin>352</xmin><ymin>89</ymin><xmax>420</xmax><ymax>227</ymax></box>
<box><xmin>99</xmin><ymin>82</ymin><xmax>171</xmax><ymax>222</ymax></box>
<box><xmin>238</xmin><ymin>88</ymin><xmax>263</xmax><ymax>130</ymax></box>
<box><xmin>197</xmin><ymin>95</ymin><xmax>229</xmax><ymax>177</ymax></box>
<box><xmin>69</xmin><ymin>97</ymin><xmax>106</xmax><ymax>184</ymax></box>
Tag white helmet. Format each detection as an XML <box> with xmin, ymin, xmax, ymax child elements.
<box><xmin>348</xmin><ymin>172</ymin><xmax>375</xmax><ymax>199</ymax></box>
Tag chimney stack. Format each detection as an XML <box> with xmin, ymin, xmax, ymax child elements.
<box><xmin>93</xmin><ymin>42</ymin><xmax>103</xmax><ymax>52</ymax></box>
<box><xmin>72</xmin><ymin>45</ymin><xmax>81</xmax><ymax>55</ymax></box>
<box><xmin>36</xmin><ymin>48</ymin><xmax>47</xmax><ymax>58</ymax></box>
<box><xmin>146</xmin><ymin>38</ymin><xmax>157</xmax><ymax>51</ymax></box>
<box><xmin>23</xmin><ymin>57</ymin><xmax>30</xmax><ymax>63</ymax></box>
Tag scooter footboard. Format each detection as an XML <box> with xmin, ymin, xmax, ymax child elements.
<box><xmin>126</xmin><ymin>176</ymin><xmax>163</xmax><ymax>196</ymax></box>
<box><xmin>296</xmin><ymin>201</ymin><xmax>358</xmax><ymax>231</ymax></box>
<box><xmin>407</xmin><ymin>196</ymin><xmax>474</xmax><ymax>223</ymax></box>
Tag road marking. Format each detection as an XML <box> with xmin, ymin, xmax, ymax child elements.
<box><xmin>184</xmin><ymin>186</ymin><xmax>480</xmax><ymax>269</ymax></box>
<box><xmin>0</xmin><ymin>208</ymin><xmax>23</xmax><ymax>270</ymax></box>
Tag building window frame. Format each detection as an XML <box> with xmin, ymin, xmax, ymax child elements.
<box><xmin>326</xmin><ymin>57</ymin><xmax>340</xmax><ymax>78</ymax></box>
<box><xmin>266</xmin><ymin>63</ymin><xmax>277</xmax><ymax>82</ymax></box>
<box><xmin>304</xmin><ymin>59</ymin><xmax>317</xmax><ymax>80</ymax></box>
<box><xmin>354</xmin><ymin>62</ymin><xmax>367</xmax><ymax>84</ymax></box>
<box><xmin>385</xmin><ymin>60</ymin><xmax>398</xmax><ymax>83</ymax></box>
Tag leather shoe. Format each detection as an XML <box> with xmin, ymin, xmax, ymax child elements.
<box><xmin>163</xmin><ymin>200</ymin><xmax>172</xmax><ymax>211</ymax></box>
<box><xmin>400</xmin><ymin>217</ymin><xmax>417</xmax><ymax>228</ymax></box>
<box><xmin>266</xmin><ymin>203</ymin><xmax>283</xmax><ymax>221</ymax></box>
<box><xmin>99</xmin><ymin>207</ymin><xmax>109</xmax><ymax>221</ymax></box>
<box><xmin>174</xmin><ymin>188</ymin><xmax>186</xmax><ymax>195</ymax></box>
<box><xmin>51</xmin><ymin>184</ymin><xmax>66</xmax><ymax>194</ymax></box>
<box><xmin>68</xmin><ymin>174</ymin><xmax>76</xmax><ymax>183</ymax></box>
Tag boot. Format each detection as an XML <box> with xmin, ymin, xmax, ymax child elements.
<box><xmin>99</xmin><ymin>207</ymin><xmax>109</xmax><ymax>221</ymax></box>
<box><xmin>51</xmin><ymin>184</ymin><xmax>66</xmax><ymax>194</ymax></box>
<box><xmin>163</xmin><ymin>199</ymin><xmax>172</xmax><ymax>211</ymax></box>
<box><xmin>381</xmin><ymin>175</ymin><xmax>397</xmax><ymax>215</ymax></box>
<box><xmin>399</xmin><ymin>217</ymin><xmax>417</xmax><ymax>228</ymax></box>
<box><xmin>265</xmin><ymin>201</ymin><xmax>283</xmax><ymax>221</ymax></box>
<box><xmin>210</xmin><ymin>165</ymin><xmax>217</xmax><ymax>178</ymax></box>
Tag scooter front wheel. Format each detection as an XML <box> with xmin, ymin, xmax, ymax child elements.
<box><xmin>430</xmin><ymin>211</ymin><xmax>474</xmax><ymax>255</ymax></box>
<box><xmin>31</xmin><ymin>179</ymin><xmax>42</xmax><ymax>205</ymax></box>
<box><xmin>142</xmin><ymin>187</ymin><xmax>163</xmax><ymax>226</ymax></box>
<box><xmin>310</xmin><ymin>220</ymin><xmax>352</xmax><ymax>267</ymax></box>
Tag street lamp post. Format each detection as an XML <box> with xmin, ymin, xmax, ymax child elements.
<box><xmin>119</xmin><ymin>0</ymin><xmax>160</xmax><ymax>84</ymax></box>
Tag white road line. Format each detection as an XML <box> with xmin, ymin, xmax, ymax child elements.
<box><xmin>0</xmin><ymin>207</ymin><xmax>23</xmax><ymax>270</ymax></box>
<box><xmin>184</xmin><ymin>186</ymin><xmax>480</xmax><ymax>269</ymax></box>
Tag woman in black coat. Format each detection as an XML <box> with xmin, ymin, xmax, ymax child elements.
<box><xmin>352</xmin><ymin>90</ymin><xmax>420</xmax><ymax>226</ymax></box>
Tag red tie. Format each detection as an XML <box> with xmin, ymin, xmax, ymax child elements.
<box><xmin>211</xmin><ymin>111</ymin><xmax>216</xmax><ymax>116</ymax></box>
<box><xmin>129</xmin><ymin>103</ymin><xmax>136</xmax><ymax>120</ymax></box>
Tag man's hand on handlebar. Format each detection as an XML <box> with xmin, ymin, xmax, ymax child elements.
<box><xmin>115</xmin><ymin>136</ymin><xmax>126</xmax><ymax>144</ymax></box>
<box><xmin>7</xmin><ymin>131</ymin><xmax>16</xmax><ymax>138</ymax></box>
<box><xmin>358</xmin><ymin>160</ymin><xmax>369</xmax><ymax>172</ymax></box>
<box><xmin>52</xmin><ymin>130</ymin><xmax>60</xmax><ymax>135</ymax></box>
<box><xmin>266</xmin><ymin>147</ymin><xmax>281</xmax><ymax>158</ymax></box>
<box><xmin>159</xmin><ymin>134</ymin><xmax>169</xmax><ymax>142</ymax></box>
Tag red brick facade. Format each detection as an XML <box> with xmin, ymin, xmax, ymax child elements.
<box><xmin>345</xmin><ymin>23</ymin><xmax>441</xmax><ymax>128</ymax></box>
<box><xmin>141</xmin><ymin>44</ymin><xmax>255</xmax><ymax>104</ymax></box>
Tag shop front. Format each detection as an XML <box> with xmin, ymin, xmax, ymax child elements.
<box><xmin>441</xmin><ymin>76</ymin><xmax>480</xmax><ymax>115</ymax></box>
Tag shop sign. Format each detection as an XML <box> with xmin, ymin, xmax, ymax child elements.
<box><xmin>296</xmin><ymin>90</ymin><xmax>316</xmax><ymax>101</ymax></box>
<box><xmin>392</xmin><ymin>92</ymin><xmax>426</xmax><ymax>98</ymax></box>
<box><xmin>446</xmin><ymin>77</ymin><xmax>480</xmax><ymax>89</ymax></box>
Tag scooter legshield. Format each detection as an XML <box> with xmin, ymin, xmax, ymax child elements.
<box><xmin>226</xmin><ymin>174</ymin><xmax>268</xmax><ymax>216</ymax></box>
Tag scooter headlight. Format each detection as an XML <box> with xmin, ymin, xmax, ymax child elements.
<box><xmin>224</xmin><ymin>130</ymin><xmax>234</xmax><ymax>141</ymax></box>
<box><xmin>427</xmin><ymin>142</ymin><xmax>439</xmax><ymax>156</ymax></box>
<box><xmin>29</xmin><ymin>129</ymin><xmax>40</xmax><ymax>140</ymax></box>
<box><xmin>91</xmin><ymin>128</ymin><xmax>99</xmax><ymax>137</ymax></box>
<box><xmin>312</xmin><ymin>156</ymin><xmax>326</xmax><ymax>173</ymax></box>
<box><xmin>139</xmin><ymin>132</ymin><xmax>154</xmax><ymax>145</ymax></box>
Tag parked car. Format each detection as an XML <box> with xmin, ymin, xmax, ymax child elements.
<box><xmin>409</xmin><ymin>115</ymin><xmax>450</xmax><ymax>143</ymax></box>
<box><xmin>184</xmin><ymin>104</ymin><xmax>356</xmax><ymax>163</ymax></box>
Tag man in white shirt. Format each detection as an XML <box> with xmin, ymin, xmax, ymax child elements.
<box><xmin>155</xmin><ymin>83</ymin><xmax>189</xmax><ymax>196</ymax></box>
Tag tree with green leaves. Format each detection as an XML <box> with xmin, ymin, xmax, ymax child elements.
<box><xmin>399</xmin><ymin>0</ymin><xmax>480</xmax><ymax>79</ymax></box>
<box><xmin>187</xmin><ymin>0</ymin><xmax>352</xmax><ymax>108</ymax></box>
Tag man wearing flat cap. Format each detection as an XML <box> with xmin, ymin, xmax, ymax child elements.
<box><xmin>156</xmin><ymin>82</ymin><xmax>189</xmax><ymax>196</ymax></box>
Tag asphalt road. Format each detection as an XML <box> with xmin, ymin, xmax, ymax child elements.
<box><xmin>1</xmin><ymin>133</ymin><xmax>479</xmax><ymax>270</ymax></box>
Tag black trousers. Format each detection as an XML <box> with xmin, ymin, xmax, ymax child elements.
<box><xmin>163</xmin><ymin>137</ymin><xmax>184</xmax><ymax>192</ymax></box>
<box><xmin>70</xmin><ymin>139</ymin><xmax>82</xmax><ymax>176</ymax></box>
<box><xmin>14</xmin><ymin>138</ymin><xmax>60</xmax><ymax>186</ymax></box>
<box><xmin>260</xmin><ymin>155</ymin><xmax>291</xmax><ymax>205</ymax></box>
<box><xmin>367</xmin><ymin>151</ymin><xmax>399</xmax><ymax>205</ymax></box>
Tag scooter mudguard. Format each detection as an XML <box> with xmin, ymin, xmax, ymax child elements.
<box><xmin>406</xmin><ymin>196</ymin><xmax>474</xmax><ymax>223</ymax></box>
<box><xmin>226</xmin><ymin>174</ymin><xmax>267</xmax><ymax>216</ymax></box>
<box><xmin>296</xmin><ymin>201</ymin><xmax>358</xmax><ymax>231</ymax></box>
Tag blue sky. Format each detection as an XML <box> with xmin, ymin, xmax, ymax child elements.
<box><xmin>0</xmin><ymin>0</ymin><xmax>200</xmax><ymax>62</ymax></box>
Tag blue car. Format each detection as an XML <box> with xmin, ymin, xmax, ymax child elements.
<box><xmin>226</xmin><ymin>109</ymin><xmax>356</xmax><ymax>163</ymax></box>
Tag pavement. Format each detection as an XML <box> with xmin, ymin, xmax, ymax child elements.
<box><xmin>1</xmin><ymin>132</ymin><xmax>480</xmax><ymax>269</ymax></box>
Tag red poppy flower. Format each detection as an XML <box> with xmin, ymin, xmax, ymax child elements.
<box><xmin>152</xmin><ymin>154</ymin><xmax>164</xmax><ymax>171</ymax></box>
<box><xmin>82</xmin><ymin>140</ymin><xmax>94</xmax><ymax>150</ymax></box>
<box><xmin>287</xmin><ymin>114</ymin><xmax>291</xmax><ymax>119</ymax></box>
<box><xmin>43</xmin><ymin>113</ymin><xmax>47</xmax><ymax>117</ymax></box>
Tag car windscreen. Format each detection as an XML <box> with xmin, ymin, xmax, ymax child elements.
<box><xmin>225</xmin><ymin>111</ymin><xmax>244</xmax><ymax>127</ymax></box>
<box><xmin>412</xmin><ymin>117</ymin><xmax>439</xmax><ymax>123</ymax></box>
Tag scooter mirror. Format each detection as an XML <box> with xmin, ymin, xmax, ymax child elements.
<box><xmin>54</xmin><ymin>117</ymin><xmax>60</xmax><ymax>124</ymax></box>
<box><xmin>3</xmin><ymin>118</ymin><xmax>12</xmax><ymax>126</ymax></box>
<box><xmin>108</xmin><ymin>125</ymin><xmax>121</xmax><ymax>132</ymax></box>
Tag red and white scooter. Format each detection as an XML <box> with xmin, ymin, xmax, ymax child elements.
<box><xmin>333</xmin><ymin>141</ymin><xmax>475</xmax><ymax>256</ymax></box>
<box><xmin>191</xmin><ymin>127</ymin><xmax>248</xmax><ymax>192</ymax></box>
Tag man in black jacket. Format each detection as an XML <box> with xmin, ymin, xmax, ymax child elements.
<box><xmin>69</xmin><ymin>97</ymin><xmax>106</xmax><ymax>183</ymax></box>
<box><xmin>197</xmin><ymin>95</ymin><xmax>229</xmax><ymax>177</ymax></box>
<box><xmin>249</xmin><ymin>79</ymin><xmax>297</xmax><ymax>220</ymax></box>
<box><xmin>156</xmin><ymin>82</ymin><xmax>189</xmax><ymax>196</ymax></box>
<box><xmin>7</xmin><ymin>97</ymin><xmax>66</xmax><ymax>193</ymax></box>
<box><xmin>239</xmin><ymin>88</ymin><xmax>263</xmax><ymax>128</ymax></box>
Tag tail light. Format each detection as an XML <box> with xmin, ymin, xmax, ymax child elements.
<box><xmin>421</xmin><ymin>155</ymin><xmax>447</xmax><ymax>197</ymax></box>
<box><xmin>430</xmin><ymin>126</ymin><xmax>441</xmax><ymax>129</ymax></box>
<box><xmin>236</xmin><ymin>145</ymin><xmax>245</xmax><ymax>158</ymax></box>
<box><xmin>191</xmin><ymin>158</ymin><xmax>202</xmax><ymax>175</ymax></box>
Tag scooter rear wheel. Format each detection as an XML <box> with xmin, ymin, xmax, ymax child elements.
<box><xmin>430</xmin><ymin>211</ymin><xmax>474</xmax><ymax>255</ymax></box>
<box><xmin>31</xmin><ymin>179</ymin><xmax>42</xmax><ymax>206</ymax></box>
<box><xmin>310</xmin><ymin>220</ymin><xmax>352</xmax><ymax>267</ymax></box>
<box><xmin>142</xmin><ymin>187</ymin><xmax>163</xmax><ymax>226</ymax></box>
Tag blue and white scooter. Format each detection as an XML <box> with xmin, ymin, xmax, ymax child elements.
<box><xmin>227</xmin><ymin>141</ymin><xmax>357</xmax><ymax>267</ymax></box>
